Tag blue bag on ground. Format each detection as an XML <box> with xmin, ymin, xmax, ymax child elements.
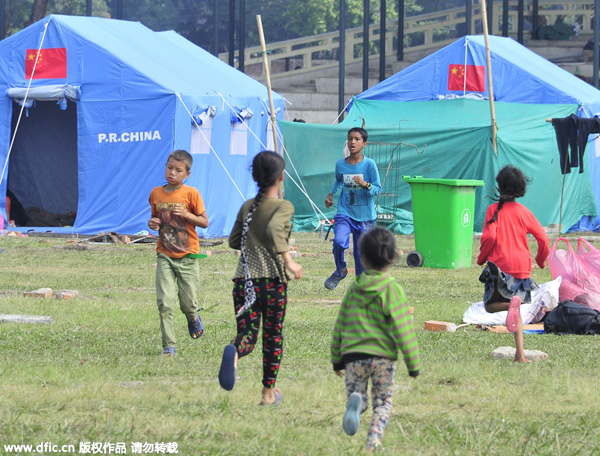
<box><xmin>543</xmin><ymin>300</ymin><xmax>600</xmax><ymax>335</ymax></box>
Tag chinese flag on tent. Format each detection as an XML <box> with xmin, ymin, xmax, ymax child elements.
<box><xmin>25</xmin><ymin>48</ymin><xmax>67</xmax><ymax>79</ymax></box>
<box><xmin>447</xmin><ymin>64</ymin><xmax>485</xmax><ymax>92</ymax></box>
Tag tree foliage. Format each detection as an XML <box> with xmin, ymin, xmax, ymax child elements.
<box><xmin>121</xmin><ymin>0</ymin><xmax>216</xmax><ymax>50</ymax></box>
<box><xmin>5</xmin><ymin>0</ymin><xmax>109</xmax><ymax>36</ymax></box>
<box><xmin>5</xmin><ymin>0</ymin><xmax>426</xmax><ymax>50</ymax></box>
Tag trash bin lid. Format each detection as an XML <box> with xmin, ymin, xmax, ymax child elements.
<box><xmin>402</xmin><ymin>175</ymin><xmax>484</xmax><ymax>187</ymax></box>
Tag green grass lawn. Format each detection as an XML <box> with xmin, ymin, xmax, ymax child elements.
<box><xmin>1</xmin><ymin>232</ymin><xmax>600</xmax><ymax>455</ymax></box>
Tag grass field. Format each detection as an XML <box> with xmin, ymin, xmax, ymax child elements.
<box><xmin>1</xmin><ymin>231</ymin><xmax>600</xmax><ymax>456</ymax></box>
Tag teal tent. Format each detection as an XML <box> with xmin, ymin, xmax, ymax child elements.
<box><xmin>280</xmin><ymin>36</ymin><xmax>599</xmax><ymax>234</ymax></box>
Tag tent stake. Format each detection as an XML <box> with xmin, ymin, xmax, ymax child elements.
<box><xmin>480</xmin><ymin>0</ymin><xmax>498</xmax><ymax>156</ymax></box>
<box><xmin>256</xmin><ymin>15</ymin><xmax>279</xmax><ymax>155</ymax></box>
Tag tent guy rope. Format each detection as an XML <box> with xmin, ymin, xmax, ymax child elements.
<box><xmin>175</xmin><ymin>92</ymin><xmax>246</xmax><ymax>200</ymax></box>
<box><xmin>0</xmin><ymin>20</ymin><xmax>50</xmax><ymax>188</ymax></box>
<box><xmin>212</xmin><ymin>91</ymin><xmax>329</xmax><ymax>223</ymax></box>
<box><xmin>272</xmin><ymin>119</ymin><xmax>333</xmax><ymax>224</ymax></box>
<box><xmin>333</xmin><ymin>99</ymin><xmax>353</xmax><ymax>125</ymax></box>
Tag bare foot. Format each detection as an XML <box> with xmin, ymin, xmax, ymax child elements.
<box><xmin>188</xmin><ymin>316</ymin><xmax>204</xmax><ymax>339</ymax></box>
<box><xmin>513</xmin><ymin>356</ymin><xmax>532</xmax><ymax>363</ymax></box>
<box><xmin>260</xmin><ymin>387</ymin><xmax>283</xmax><ymax>405</ymax></box>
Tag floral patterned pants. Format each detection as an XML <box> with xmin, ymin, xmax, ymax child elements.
<box><xmin>232</xmin><ymin>278</ymin><xmax>287</xmax><ymax>389</ymax></box>
<box><xmin>345</xmin><ymin>357</ymin><xmax>396</xmax><ymax>446</ymax></box>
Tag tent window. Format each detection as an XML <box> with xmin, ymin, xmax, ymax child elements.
<box><xmin>266</xmin><ymin>121</ymin><xmax>275</xmax><ymax>151</ymax></box>
<box><xmin>264</xmin><ymin>107</ymin><xmax>280</xmax><ymax>151</ymax></box>
<box><xmin>230</xmin><ymin>123</ymin><xmax>248</xmax><ymax>155</ymax></box>
<box><xmin>230</xmin><ymin>106</ymin><xmax>253</xmax><ymax>156</ymax></box>
<box><xmin>190</xmin><ymin>105</ymin><xmax>216</xmax><ymax>155</ymax></box>
<box><xmin>191</xmin><ymin>118</ymin><xmax>212</xmax><ymax>155</ymax></box>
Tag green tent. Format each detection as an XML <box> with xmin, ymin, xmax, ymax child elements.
<box><xmin>280</xmin><ymin>98</ymin><xmax>597</xmax><ymax>234</ymax></box>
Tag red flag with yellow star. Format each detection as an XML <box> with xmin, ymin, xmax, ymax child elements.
<box><xmin>448</xmin><ymin>64</ymin><xmax>485</xmax><ymax>92</ymax></box>
<box><xmin>25</xmin><ymin>48</ymin><xmax>67</xmax><ymax>79</ymax></box>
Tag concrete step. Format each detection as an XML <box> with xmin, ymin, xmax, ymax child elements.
<box><xmin>279</xmin><ymin>91</ymin><xmax>354</xmax><ymax>111</ymax></box>
<box><xmin>558</xmin><ymin>62</ymin><xmax>593</xmax><ymax>78</ymax></box>
<box><xmin>316</xmin><ymin>77</ymin><xmax>380</xmax><ymax>94</ymax></box>
<box><xmin>284</xmin><ymin>109</ymin><xmax>340</xmax><ymax>124</ymax></box>
<box><xmin>288</xmin><ymin>81</ymin><xmax>317</xmax><ymax>92</ymax></box>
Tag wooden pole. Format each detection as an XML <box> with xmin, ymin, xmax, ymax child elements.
<box><xmin>256</xmin><ymin>15</ymin><xmax>279</xmax><ymax>155</ymax></box>
<box><xmin>480</xmin><ymin>0</ymin><xmax>498</xmax><ymax>155</ymax></box>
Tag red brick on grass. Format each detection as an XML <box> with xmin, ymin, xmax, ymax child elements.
<box><xmin>23</xmin><ymin>288</ymin><xmax>53</xmax><ymax>298</ymax></box>
<box><xmin>424</xmin><ymin>320</ymin><xmax>457</xmax><ymax>332</ymax></box>
<box><xmin>55</xmin><ymin>290</ymin><xmax>79</xmax><ymax>300</ymax></box>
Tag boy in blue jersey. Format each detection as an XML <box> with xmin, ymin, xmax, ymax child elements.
<box><xmin>324</xmin><ymin>127</ymin><xmax>382</xmax><ymax>290</ymax></box>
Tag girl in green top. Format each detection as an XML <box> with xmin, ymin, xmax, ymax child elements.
<box><xmin>219</xmin><ymin>151</ymin><xmax>303</xmax><ymax>406</ymax></box>
<box><xmin>331</xmin><ymin>227</ymin><xmax>420</xmax><ymax>452</ymax></box>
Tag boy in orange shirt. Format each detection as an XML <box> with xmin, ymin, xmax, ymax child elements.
<box><xmin>149</xmin><ymin>150</ymin><xmax>209</xmax><ymax>356</ymax></box>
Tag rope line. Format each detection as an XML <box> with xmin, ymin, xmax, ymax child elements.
<box><xmin>175</xmin><ymin>92</ymin><xmax>245</xmax><ymax>200</ymax></box>
<box><xmin>0</xmin><ymin>20</ymin><xmax>51</xmax><ymax>188</ymax></box>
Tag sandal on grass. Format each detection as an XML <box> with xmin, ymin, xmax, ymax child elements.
<box><xmin>259</xmin><ymin>388</ymin><xmax>283</xmax><ymax>406</ymax></box>
<box><xmin>218</xmin><ymin>344</ymin><xmax>237</xmax><ymax>391</ymax></box>
<box><xmin>506</xmin><ymin>296</ymin><xmax>521</xmax><ymax>333</ymax></box>
<box><xmin>343</xmin><ymin>392</ymin><xmax>362</xmax><ymax>436</ymax></box>
<box><xmin>162</xmin><ymin>347</ymin><xmax>176</xmax><ymax>357</ymax></box>
<box><xmin>188</xmin><ymin>315</ymin><xmax>204</xmax><ymax>339</ymax></box>
<box><xmin>324</xmin><ymin>269</ymin><xmax>347</xmax><ymax>290</ymax></box>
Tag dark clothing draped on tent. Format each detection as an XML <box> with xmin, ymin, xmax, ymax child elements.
<box><xmin>0</xmin><ymin>15</ymin><xmax>283</xmax><ymax>237</ymax></box>
<box><xmin>551</xmin><ymin>114</ymin><xmax>600</xmax><ymax>174</ymax></box>
<box><xmin>551</xmin><ymin>115</ymin><xmax>583</xmax><ymax>174</ymax></box>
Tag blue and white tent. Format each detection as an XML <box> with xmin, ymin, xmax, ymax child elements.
<box><xmin>0</xmin><ymin>15</ymin><xmax>283</xmax><ymax>237</ymax></box>
<box><xmin>356</xmin><ymin>35</ymin><xmax>600</xmax><ymax>232</ymax></box>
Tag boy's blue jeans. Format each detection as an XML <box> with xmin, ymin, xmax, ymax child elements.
<box><xmin>332</xmin><ymin>214</ymin><xmax>374</xmax><ymax>277</ymax></box>
<box><xmin>155</xmin><ymin>253</ymin><xmax>200</xmax><ymax>349</ymax></box>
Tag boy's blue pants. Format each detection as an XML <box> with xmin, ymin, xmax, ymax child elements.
<box><xmin>332</xmin><ymin>214</ymin><xmax>373</xmax><ymax>277</ymax></box>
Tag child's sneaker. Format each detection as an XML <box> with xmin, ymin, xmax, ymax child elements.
<box><xmin>342</xmin><ymin>392</ymin><xmax>362</xmax><ymax>435</ymax></box>
<box><xmin>506</xmin><ymin>296</ymin><xmax>521</xmax><ymax>333</ymax></box>
<box><xmin>324</xmin><ymin>268</ymin><xmax>348</xmax><ymax>290</ymax></box>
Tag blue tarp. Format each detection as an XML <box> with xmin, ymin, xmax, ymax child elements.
<box><xmin>356</xmin><ymin>35</ymin><xmax>600</xmax><ymax>232</ymax></box>
<box><xmin>0</xmin><ymin>15</ymin><xmax>283</xmax><ymax>237</ymax></box>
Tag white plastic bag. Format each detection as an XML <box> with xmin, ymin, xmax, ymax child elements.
<box><xmin>462</xmin><ymin>277</ymin><xmax>561</xmax><ymax>325</ymax></box>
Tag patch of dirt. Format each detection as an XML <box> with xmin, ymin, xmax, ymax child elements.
<box><xmin>55</xmin><ymin>243</ymin><xmax>138</xmax><ymax>252</ymax></box>
<box><xmin>305</xmin><ymin>299</ymin><xmax>341</xmax><ymax>307</ymax></box>
<box><xmin>0</xmin><ymin>290</ymin><xmax>19</xmax><ymax>297</ymax></box>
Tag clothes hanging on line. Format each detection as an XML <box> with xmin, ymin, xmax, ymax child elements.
<box><xmin>551</xmin><ymin>114</ymin><xmax>600</xmax><ymax>174</ymax></box>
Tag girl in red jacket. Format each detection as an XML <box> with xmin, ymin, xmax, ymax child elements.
<box><xmin>477</xmin><ymin>165</ymin><xmax>550</xmax><ymax>363</ymax></box>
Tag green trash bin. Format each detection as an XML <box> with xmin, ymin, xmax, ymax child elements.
<box><xmin>403</xmin><ymin>176</ymin><xmax>484</xmax><ymax>269</ymax></box>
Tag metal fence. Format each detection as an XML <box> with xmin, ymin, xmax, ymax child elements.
<box><xmin>221</xmin><ymin>0</ymin><xmax>594</xmax><ymax>80</ymax></box>
<box><xmin>368</xmin><ymin>142</ymin><xmax>403</xmax><ymax>227</ymax></box>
